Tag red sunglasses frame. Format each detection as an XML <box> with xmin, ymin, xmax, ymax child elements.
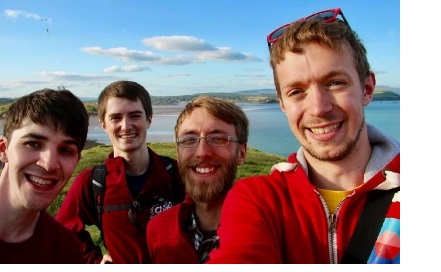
<box><xmin>266</xmin><ymin>8</ymin><xmax>351</xmax><ymax>49</ymax></box>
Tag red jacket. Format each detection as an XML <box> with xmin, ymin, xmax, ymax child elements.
<box><xmin>55</xmin><ymin>147</ymin><xmax>185</xmax><ymax>264</ymax></box>
<box><xmin>147</xmin><ymin>197</ymin><xmax>200</xmax><ymax>263</ymax></box>
<box><xmin>208</xmin><ymin>127</ymin><xmax>400</xmax><ymax>264</ymax></box>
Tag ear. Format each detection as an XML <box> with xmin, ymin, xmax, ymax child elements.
<box><xmin>100</xmin><ymin>120</ymin><xmax>107</xmax><ymax>132</ymax></box>
<box><xmin>362</xmin><ymin>72</ymin><xmax>376</xmax><ymax>106</ymax></box>
<box><xmin>146</xmin><ymin>116</ymin><xmax>152</xmax><ymax>129</ymax></box>
<box><xmin>279</xmin><ymin>99</ymin><xmax>286</xmax><ymax>113</ymax></box>
<box><xmin>0</xmin><ymin>136</ymin><xmax>8</xmax><ymax>164</ymax></box>
<box><xmin>237</xmin><ymin>143</ymin><xmax>247</xmax><ymax>165</ymax></box>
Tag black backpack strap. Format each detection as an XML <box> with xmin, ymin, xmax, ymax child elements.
<box><xmin>91</xmin><ymin>164</ymin><xmax>107</xmax><ymax>226</ymax></box>
<box><xmin>159</xmin><ymin>155</ymin><xmax>174</xmax><ymax>177</ymax></box>
<box><xmin>341</xmin><ymin>187</ymin><xmax>399</xmax><ymax>263</ymax></box>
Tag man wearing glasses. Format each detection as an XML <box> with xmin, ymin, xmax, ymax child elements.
<box><xmin>146</xmin><ymin>96</ymin><xmax>249</xmax><ymax>263</ymax></box>
<box><xmin>208</xmin><ymin>8</ymin><xmax>400</xmax><ymax>264</ymax></box>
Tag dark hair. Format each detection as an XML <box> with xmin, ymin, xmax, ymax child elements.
<box><xmin>3</xmin><ymin>88</ymin><xmax>89</xmax><ymax>151</ymax></box>
<box><xmin>175</xmin><ymin>96</ymin><xmax>249</xmax><ymax>144</ymax></box>
<box><xmin>97</xmin><ymin>80</ymin><xmax>153</xmax><ymax>122</ymax></box>
<box><xmin>269</xmin><ymin>19</ymin><xmax>371</xmax><ymax>99</ymax></box>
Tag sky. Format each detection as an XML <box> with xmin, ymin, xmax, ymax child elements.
<box><xmin>0</xmin><ymin>0</ymin><xmax>400</xmax><ymax>99</ymax></box>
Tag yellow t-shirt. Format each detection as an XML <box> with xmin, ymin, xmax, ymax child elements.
<box><xmin>316</xmin><ymin>188</ymin><xmax>352</xmax><ymax>213</ymax></box>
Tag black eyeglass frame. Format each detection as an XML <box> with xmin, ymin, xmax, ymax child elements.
<box><xmin>266</xmin><ymin>8</ymin><xmax>351</xmax><ymax>49</ymax></box>
<box><xmin>176</xmin><ymin>133</ymin><xmax>238</xmax><ymax>148</ymax></box>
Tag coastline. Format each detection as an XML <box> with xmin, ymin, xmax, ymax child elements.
<box><xmin>84</xmin><ymin>139</ymin><xmax>105</xmax><ymax>150</ymax></box>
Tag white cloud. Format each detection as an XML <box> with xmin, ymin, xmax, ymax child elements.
<box><xmin>142</xmin><ymin>36</ymin><xmax>216</xmax><ymax>51</ymax></box>
<box><xmin>104</xmin><ymin>65</ymin><xmax>151</xmax><ymax>73</ymax></box>
<box><xmin>4</xmin><ymin>9</ymin><xmax>52</xmax><ymax>22</ymax></box>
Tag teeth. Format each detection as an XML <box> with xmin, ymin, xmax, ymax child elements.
<box><xmin>195</xmin><ymin>167</ymin><xmax>214</xmax><ymax>174</ymax></box>
<box><xmin>310</xmin><ymin>124</ymin><xmax>339</xmax><ymax>134</ymax></box>
<box><xmin>120</xmin><ymin>133</ymin><xmax>136</xmax><ymax>139</ymax></box>
<box><xmin>29</xmin><ymin>175</ymin><xmax>54</xmax><ymax>186</ymax></box>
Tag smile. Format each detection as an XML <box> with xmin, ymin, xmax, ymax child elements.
<box><xmin>27</xmin><ymin>174</ymin><xmax>55</xmax><ymax>187</ymax></box>
<box><xmin>195</xmin><ymin>167</ymin><xmax>215</xmax><ymax>174</ymax></box>
<box><xmin>310</xmin><ymin>123</ymin><xmax>340</xmax><ymax>135</ymax></box>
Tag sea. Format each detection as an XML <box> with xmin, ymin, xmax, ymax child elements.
<box><xmin>87</xmin><ymin>101</ymin><xmax>400</xmax><ymax>158</ymax></box>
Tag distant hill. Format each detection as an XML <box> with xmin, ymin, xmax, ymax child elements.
<box><xmin>148</xmin><ymin>88</ymin><xmax>400</xmax><ymax>105</ymax></box>
<box><xmin>0</xmin><ymin>87</ymin><xmax>400</xmax><ymax>117</ymax></box>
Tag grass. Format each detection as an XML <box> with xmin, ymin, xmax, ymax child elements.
<box><xmin>48</xmin><ymin>142</ymin><xmax>287</xmax><ymax>251</ymax></box>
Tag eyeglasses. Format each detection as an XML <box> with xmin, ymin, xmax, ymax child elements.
<box><xmin>176</xmin><ymin>133</ymin><xmax>238</xmax><ymax>148</ymax></box>
<box><xmin>266</xmin><ymin>8</ymin><xmax>351</xmax><ymax>49</ymax></box>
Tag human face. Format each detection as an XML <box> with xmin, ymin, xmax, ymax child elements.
<box><xmin>176</xmin><ymin>108</ymin><xmax>246</xmax><ymax>203</ymax></box>
<box><xmin>276</xmin><ymin>43</ymin><xmax>375</xmax><ymax>162</ymax></box>
<box><xmin>0</xmin><ymin>118</ymin><xmax>81</xmax><ymax>211</ymax></box>
<box><xmin>101</xmin><ymin>97</ymin><xmax>151</xmax><ymax>155</ymax></box>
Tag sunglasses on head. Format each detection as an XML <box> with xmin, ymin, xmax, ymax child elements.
<box><xmin>266</xmin><ymin>8</ymin><xmax>351</xmax><ymax>49</ymax></box>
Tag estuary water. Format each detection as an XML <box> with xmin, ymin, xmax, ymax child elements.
<box><xmin>87</xmin><ymin>101</ymin><xmax>400</xmax><ymax>158</ymax></box>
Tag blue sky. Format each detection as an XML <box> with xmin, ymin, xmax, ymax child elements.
<box><xmin>0</xmin><ymin>0</ymin><xmax>400</xmax><ymax>98</ymax></box>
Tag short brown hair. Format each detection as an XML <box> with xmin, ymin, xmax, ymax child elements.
<box><xmin>97</xmin><ymin>80</ymin><xmax>153</xmax><ymax>122</ymax></box>
<box><xmin>3</xmin><ymin>88</ymin><xmax>89</xmax><ymax>151</ymax></box>
<box><xmin>269</xmin><ymin>19</ymin><xmax>370</xmax><ymax>99</ymax></box>
<box><xmin>175</xmin><ymin>96</ymin><xmax>249</xmax><ymax>144</ymax></box>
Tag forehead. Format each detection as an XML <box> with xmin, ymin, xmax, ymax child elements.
<box><xmin>276</xmin><ymin>43</ymin><xmax>355</xmax><ymax>81</ymax></box>
<box><xmin>10</xmin><ymin>117</ymin><xmax>74</xmax><ymax>142</ymax></box>
<box><xmin>105</xmin><ymin>97</ymin><xmax>144</xmax><ymax>115</ymax></box>
<box><xmin>179</xmin><ymin>108</ymin><xmax>235</xmax><ymax>135</ymax></box>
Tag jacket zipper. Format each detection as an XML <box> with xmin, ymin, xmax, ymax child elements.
<box><xmin>316</xmin><ymin>191</ymin><xmax>350</xmax><ymax>264</ymax></box>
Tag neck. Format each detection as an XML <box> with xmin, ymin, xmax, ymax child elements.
<box><xmin>193</xmin><ymin>195</ymin><xmax>226</xmax><ymax>232</ymax></box>
<box><xmin>114</xmin><ymin>147</ymin><xmax>150</xmax><ymax>176</ymax></box>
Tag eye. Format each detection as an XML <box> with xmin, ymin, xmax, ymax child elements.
<box><xmin>328</xmin><ymin>80</ymin><xmax>346</xmax><ymax>87</ymax></box>
<box><xmin>24</xmin><ymin>141</ymin><xmax>41</xmax><ymax>149</ymax></box>
<box><xmin>109</xmin><ymin>115</ymin><xmax>122</xmax><ymax>122</ymax></box>
<box><xmin>130</xmin><ymin>113</ymin><xmax>143</xmax><ymax>119</ymax></box>
<box><xmin>209</xmin><ymin>134</ymin><xmax>229</xmax><ymax>144</ymax></box>
<box><xmin>288</xmin><ymin>89</ymin><xmax>304</xmax><ymax>97</ymax></box>
<box><xmin>60</xmin><ymin>146</ymin><xmax>77</xmax><ymax>156</ymax></box>
<box><xmin>180</xmin><ymin>135</ymin><xmax>198</xmax><ymax>145</ymax></box>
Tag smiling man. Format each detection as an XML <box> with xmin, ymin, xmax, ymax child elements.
<box><xmin>147</xmin><ymin>96</ymin><xmax>249</xmax><ymax>263</ymax></box>
<box><xmin>208</xmin><ymin>8</ymin><xmax>400</xmax><ymax>264</ymax></box>
<box><xmin>55</xmin><ymin>80</ymin><xmax>185</xmax><ymax>264</ymax></box>
<box><xmin>0</xmin><ymin>89</ymin><xmax>89</xmax><ymax>263</ymax></box>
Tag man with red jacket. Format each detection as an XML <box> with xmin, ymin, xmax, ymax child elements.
<box><xmin>56</xmin><ymin>80</ymin><xmax>185</xmax><ymax>264</ymax></box>
<box><xmin>208</xmin><ymin>8</ymin><xmax>400</xmax><ymax>264</ymax></box>
<box><xmin>147</xmin><ymin>96</ymin><xmax>249</xmax><ymax>263</ymax></box>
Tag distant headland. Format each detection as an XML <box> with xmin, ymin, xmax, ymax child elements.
<box><xmin>0</xmin><ymin>87</ymin><xmax>399</xmax><ymax>118</ymax></box>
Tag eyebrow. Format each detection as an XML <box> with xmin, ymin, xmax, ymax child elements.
<box><xmin>109</xmin><ymin>110</ymin><xmax>144</xmax><ymax>115</ymax></box>
<box><xmin>180</xmin><ymin>129</ymin><xmax>229</xmax><ymax>135</ymax></box>
<box><xmin>22</xmin><ymin>133</ymin><xmax>79</xmax><ymax>148</ymax></box>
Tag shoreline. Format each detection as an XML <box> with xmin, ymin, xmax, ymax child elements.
<box><xmin>84</xmin><ymin>139</ymin><xmax>105</xmax><ymax>150</ymax></box>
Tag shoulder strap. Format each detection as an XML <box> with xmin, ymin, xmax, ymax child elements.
<box><xmin>341</xmin><ymin>187</ymin><xmax>399</xmax><ymax>263</ymax></box>
<box><xmin>90</xmin><ymin>164</ymin><xmax>107</xmax><ymax>226</ymax></box>
<box><xmin>159</xmin><ymin>155</ymin><xmax>174</xmax><ymax>176</ymax></box>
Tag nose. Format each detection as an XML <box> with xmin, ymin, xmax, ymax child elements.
<box><xmin>121</xmin><ymin>117</ymin><xmax>132</xmax><ymax>131</ymax></box>
<box><xmin>194</xmin><ymin>137</ymin><xmax>213</xmax><ymax>157</ymax></box>
<box><xmin>306</xmin><ymin>86</ymin><xmax>333</xmax><ymax>117</ymax></box>
<box><xmin>36</xmin><ymin>148</ymin><xmax>60</xmax><ymax>172</ymax></box>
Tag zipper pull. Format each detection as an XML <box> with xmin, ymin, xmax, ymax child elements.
<box><xmin>329</xmin><ymin>213</ymin><xmax>336</xmax><ymax>231</ymax></box>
